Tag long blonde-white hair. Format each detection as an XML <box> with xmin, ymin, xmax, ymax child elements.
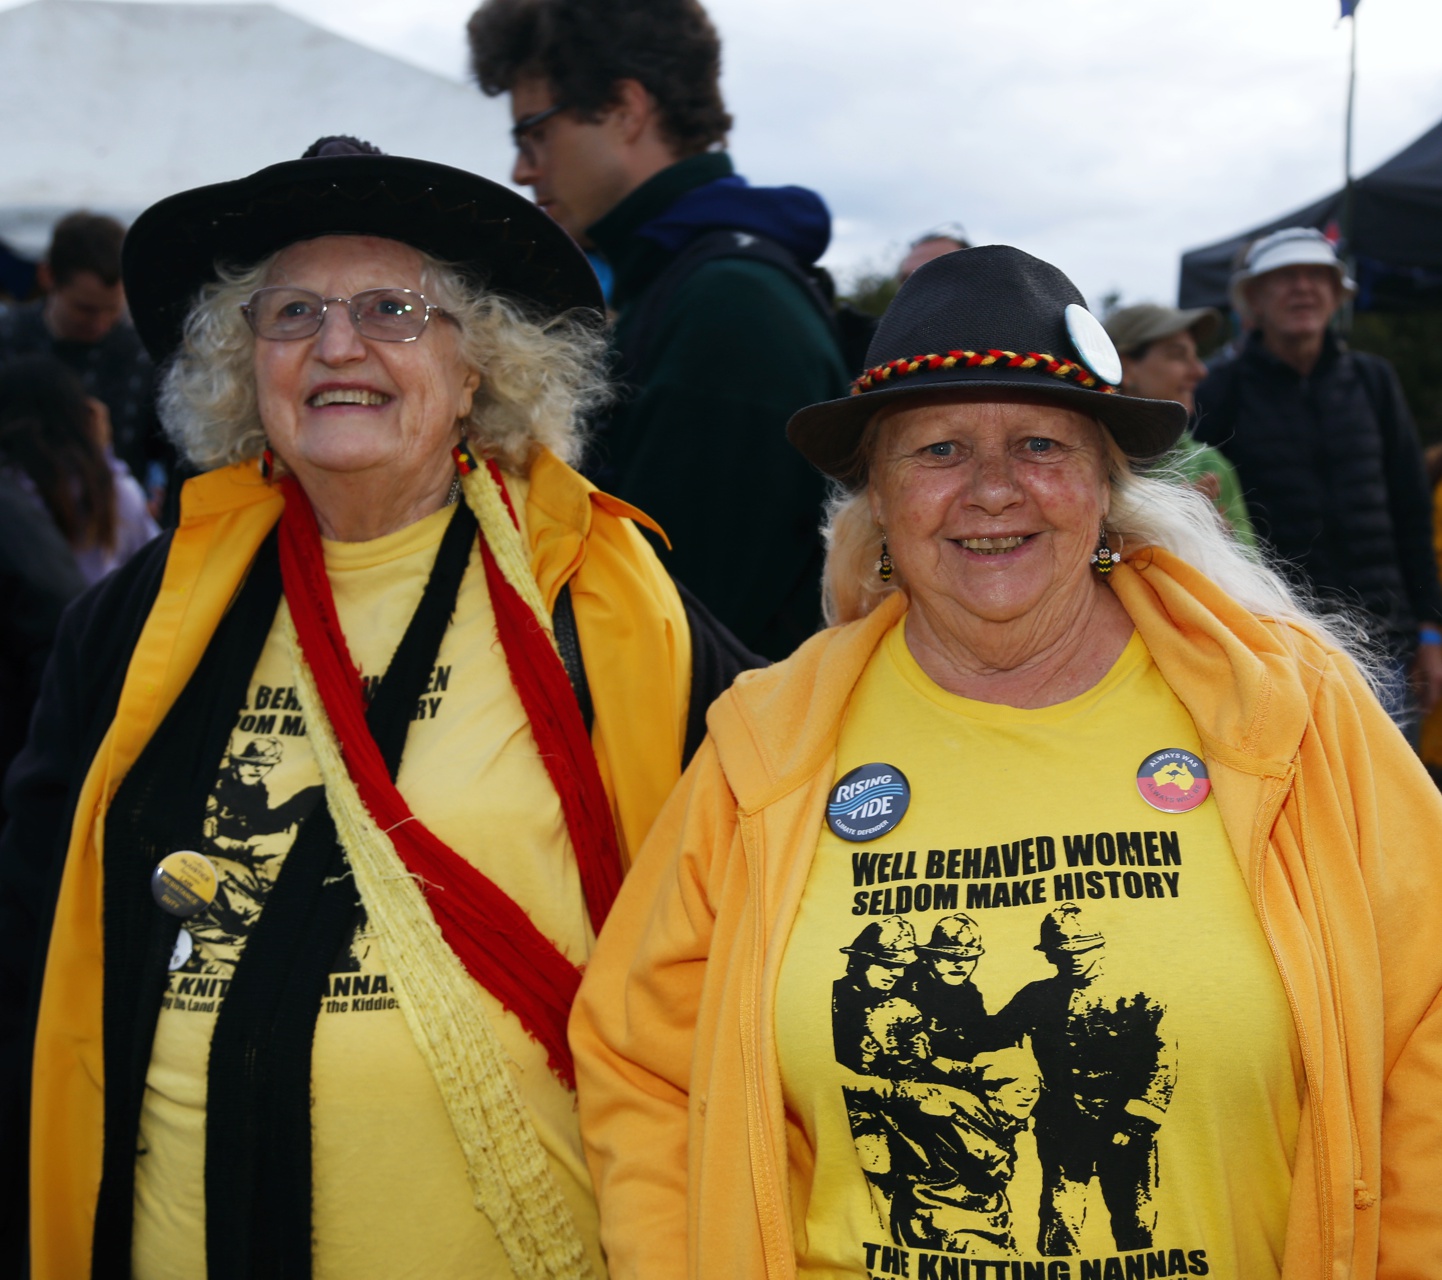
<box><xmin>821</xmin><ymin>407</ymin><xmax>1378</xmax><ymax>681</ymax></box>
<box><xmin>157</xmin><ymin>243</ymin><xmax>609</xmax><ymax>475</ymax></box>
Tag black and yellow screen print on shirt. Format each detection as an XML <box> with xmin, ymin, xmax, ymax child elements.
<box><xmin>130</xmin><ymin>497</ymin><xmax>608</xmax><ymax>1280</ymax></box>
<box><xmin>775</xmin><ymin>621</ymin><xmax>1305</xmax><ymax>1280</ymax></box>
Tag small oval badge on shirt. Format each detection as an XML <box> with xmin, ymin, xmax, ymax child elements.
<box><xmin>169</xmin><ymin>925</ymin><xmax>195</xmax><ymax>972</ymax></box>
<box><xmin>151</xmin><ymin>850</ymin><xmax>219</xmax><ymax>918</ymax></box>
<box><xmin>1136</xmin><ymin>748</ymin><xmax>1211</xmax><ymax>813</ymax></box>
<box><xmin>827</xmin><ymin>763</ymin><xmax>911</xmax><ymax>841</ymax></box>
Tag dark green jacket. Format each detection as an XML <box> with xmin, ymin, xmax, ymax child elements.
<box><xmin>588</xmin><ymin>154</ymin><xmax>849</xmax><ymax>659</ymax></box>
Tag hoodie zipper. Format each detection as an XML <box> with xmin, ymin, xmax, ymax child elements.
<box><xmin>738</xmin><ymin>809</ymin><xmax>793</xmax><ymax>1279</ymax></box>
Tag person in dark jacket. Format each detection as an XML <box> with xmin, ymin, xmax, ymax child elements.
<box><xmin>0</xmin><ymin>470</ymin><xmax>86</xmax><ymax>821</ymax></box>
<box><xmin>467</xmin><ymin>0</ymin><xmax>849</xmax><ymax>659</ymax></box>
<box><xmin>1194</xmin><ymin>227</ymin><xmax>1442</xmax><ymax>739</ymax></box>
<box><xmin>0</xmin><ymin>213</ymin><xmax>167</xmax><ymax>505</ymax></box>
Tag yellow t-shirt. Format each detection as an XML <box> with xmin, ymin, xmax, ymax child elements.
<box><xmin>133</xmin><ymin>491</ymin><xmax>605</xmax><ymax>1279</ymax></box>
<box><xmin>776</xmin><ymin>619</ymin><xmax>1303</xmax><ymax>1280</ymax></box>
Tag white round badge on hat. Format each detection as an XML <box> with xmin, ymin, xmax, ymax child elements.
<box><xmin>1064</xmin><ymin>303</ymin><xmax>1122</xmax><ymax>386</ymax></box>
<box><xmin>827</xmin><ymin>763</ymin><xmax>911</xmax><ymax>841</ymax></box>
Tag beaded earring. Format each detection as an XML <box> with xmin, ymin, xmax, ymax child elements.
<box><xmin>876</xmin><ymin>533</ymin><xmax>894</xmax><ymax>583</ymax></box>
<box><xmin>452</xmin><ymin>439</ymin><xmax>478</xmax><ymax>475</ymax></box>
<box><xmin>259</xmin><ymin>445</ymin><xmax>275</xmax><ymax>481</ymax></box>
<box><xmin>1091</xmin><ymin>522</ymin><xmax>1116</xmax><ymax>576</ymax></box>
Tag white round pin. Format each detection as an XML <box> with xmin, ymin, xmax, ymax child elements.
<box><xmin>1064</xmin><ymin>303</ymin><xmax>1122</xmax><ymax>386</ymax></box>
<box><xmin>169</xmin><ymin>925</ymin><xmax>195</xmax><ymax>972</ymax></box>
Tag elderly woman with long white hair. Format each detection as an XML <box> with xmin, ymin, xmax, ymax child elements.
<box><xmin>571</xmin><ymin>248</ymin><xmax>1442</xmax><ymax>1278</ymax></box>
<box><xmin>0</xmin><ymin>145</ymin><xmax>754</xmax><ymax>1280</ymax></box>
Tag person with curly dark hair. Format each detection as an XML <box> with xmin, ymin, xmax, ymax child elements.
<box><xmin>468</xmin><ymin>0</ymin><xmax>849</xmax><ymax>659</ymax></box>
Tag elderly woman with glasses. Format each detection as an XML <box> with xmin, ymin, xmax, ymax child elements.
<box><xmin>571</xmin><ymin>248</ymin><xmax>1442</xmax><ymax>1279</ymax></box>
<box><xmin>0</xmin><ymin>145</ymin><xmax>749</xmax><ymax>1280</ymax></box>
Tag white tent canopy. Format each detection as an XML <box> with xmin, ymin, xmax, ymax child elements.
<box><xmin>0</xmin><ymin>0</ymin><xmax>516</xmax><ymax>257</ymax></box>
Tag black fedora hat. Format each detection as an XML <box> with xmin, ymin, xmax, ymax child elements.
<box><xmin>787</xmin><ymin>246</ymin><xmax>1186</xmax><ymax>484</ymax></box>
<box><xmin>123</xmin><ymin>152</ymin><xmax>604</xmax><ymax>366</ymax></box>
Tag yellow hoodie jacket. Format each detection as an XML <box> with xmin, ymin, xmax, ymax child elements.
<box><xmin>571</xmin><ymin>548</ymin><xmax>1442</xmax><ymax>1280</ymax></box>
<box><xmin>27</xmin><ymin>453</ymin><xmax>692</xmax><ymax>1277</ymax></box>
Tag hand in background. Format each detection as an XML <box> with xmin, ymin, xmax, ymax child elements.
<box><xmin>1412</xmin><ymin>640</ymin><xmax>1442</xmax><ymax>716</ymax></box>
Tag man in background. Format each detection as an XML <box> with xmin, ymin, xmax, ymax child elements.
<box><xmin>467</xmin><ymin>0</ymin><xmax>848</xmax><ymax>658</ymax></box>
<box><xmin>897</xmin><ymin>222</ymin><xmax>970</xmax><ymax>283</ymax></box>
<box><xmin>0</xmin><ymin>213</ymin><xmax>165</xmax><ymax>503</ymax></box>
<box><xmin>1194</xmin><ymin>227</ymin><xmax>1442</xmax><ymax>739</ymax></box>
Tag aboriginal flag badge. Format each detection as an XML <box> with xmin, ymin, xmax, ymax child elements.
<box><xmin>1135</xmin><ymin>748</ymin><xmax>1211</xmax><ymax>814</ymax></box>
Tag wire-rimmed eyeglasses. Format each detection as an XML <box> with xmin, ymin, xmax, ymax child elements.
<box><xmin>241</xmin><ymin>287</ymin><xmax>455</xmax><ymax>343</ymax></box>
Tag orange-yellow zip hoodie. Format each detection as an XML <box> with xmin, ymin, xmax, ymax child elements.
<box><xmin>571</xmin><ymin>547</ymin><xmax>1442</xmax><ymax>1280</ymax></box>
<box><xmin>29</xmin><ymin>452</ymin><xmax>691</xmax><ymax>1277</ymax></box>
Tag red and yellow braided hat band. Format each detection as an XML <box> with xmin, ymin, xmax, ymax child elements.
<box><xmin>851</xmin><ymin>348</ymin><xmax>1119</xmax><ymax>397</ymax></box>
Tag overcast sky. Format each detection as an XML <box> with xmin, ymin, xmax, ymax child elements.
<box><xmin>15</xmin><ymin>0</ymin><xmax>1442</xmax><ymax>307</ymax></box>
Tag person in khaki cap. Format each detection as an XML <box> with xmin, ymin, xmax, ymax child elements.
<box><xmin>1105</xmin><ymin>303</ymin><xmax>1255</xmax><ymax>546</ymax></box>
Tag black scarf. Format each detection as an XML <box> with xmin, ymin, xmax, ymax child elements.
<box><xmin>91</xmin><ymin>502</ymin><xmax>478</xmax><ymax>1279</ymax></box>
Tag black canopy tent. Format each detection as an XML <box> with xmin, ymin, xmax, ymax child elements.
<box><xmin>1178</xmin><ymin>115</ymin><xmax>1442</xmax><ymax>312</ymax></box>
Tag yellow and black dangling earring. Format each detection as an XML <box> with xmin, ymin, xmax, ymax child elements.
<box><xmin>259</xmin><ymin>444</ymin><xmax>275</xmax><ymax>481</ymax></box>
<box><xmin>876</xmin><ymin>531</ymin><xmax>894</xmax><ymax>583</ymax></box>
<box><xmin>1091</xmin><ymin>521</ymin><xmax>1116</xmax><ymax>576</ymax></box>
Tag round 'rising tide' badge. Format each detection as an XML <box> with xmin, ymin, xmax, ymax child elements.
<box><xmin>827</xmin><ymin>763</ymin><xmax>911</xmax><ymax>841</ymax></box>
<box><xmin>1135</xmin><ymin>748</ymin><xmax>1211</xmax><ymax>814</ymax></box>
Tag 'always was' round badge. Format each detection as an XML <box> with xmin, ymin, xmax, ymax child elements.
<box><xmin>827</xmin><ymin>763</ymin><xmax>911</xmax><ymax>841</ymax></box>
<box><xmin>1135</xmin><ymin>748</ymin><xmax>1211</xmax><ymax>814</ymax></box>
<box><xmin>151</xmin><ymin>850</ymin><xmax>219</xmax><ymax>918</ymax></box>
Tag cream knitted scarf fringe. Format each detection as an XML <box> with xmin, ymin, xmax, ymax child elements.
<box><xmin>283</xmin><ymin>460</ymin><xmax>595</xmax><ymax>1280</ymax></box>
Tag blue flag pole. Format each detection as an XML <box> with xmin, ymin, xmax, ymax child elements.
<box><xmin>1344</xmin><ymin>4</ymin><xmax>1358</xmax><ymax>187</ymax></box>
<box><xmin>1341</xmin><ymin>2</ymin><xmax>1359</xmax><ymax>330</ymax></box>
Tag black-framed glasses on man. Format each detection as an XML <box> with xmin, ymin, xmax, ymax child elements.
<box><xmin>240</xmin><ymin>288</ymin><xmax>454</xmax><ymax>343</ymax></box>
<box><xmin>511</xmin><ymin>102</ymin><xmax>569</xmax><ymax>164</ymax></box>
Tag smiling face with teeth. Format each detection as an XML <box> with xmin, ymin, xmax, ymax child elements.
<box><xmin>253</xmin><ymin>235</ymin><xmax>481</xmax><ymax>537</ymax></box>
<box><xmin>869</xmin><ymin>394</ymin><xmax>1126</xmax><ymax>683</ymax></box>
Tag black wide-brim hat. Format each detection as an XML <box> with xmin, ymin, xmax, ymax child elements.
<box><xmin>788</xmin><ymin>245</ymin><xmax>1187</xmax><ymax>484</ymax></box>
<box><xmin>123</xmin><ymin>153</ymin><xmax>604</xmax><ymax>366</ymax></box>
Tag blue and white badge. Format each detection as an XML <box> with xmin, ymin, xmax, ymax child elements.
<box><xmin>827</xmin><ymin>763</ymin><xmax>911</xmax><ymax>841</ymax></box>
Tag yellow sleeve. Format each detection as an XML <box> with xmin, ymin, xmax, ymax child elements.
<box><xmin>1305</xmin><ymin>653</ymin><xmax>1442</xmax><ymax>1269</ymax></box>
<box><xmin>569</xmin><ymin>737</ymin><xmax>735</xmax><ymax>1279</ymax></box>
<box><xmin>570</xmin><ymin>500</ymin><xmax>691</xmax><ymax>868</ymax></box>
